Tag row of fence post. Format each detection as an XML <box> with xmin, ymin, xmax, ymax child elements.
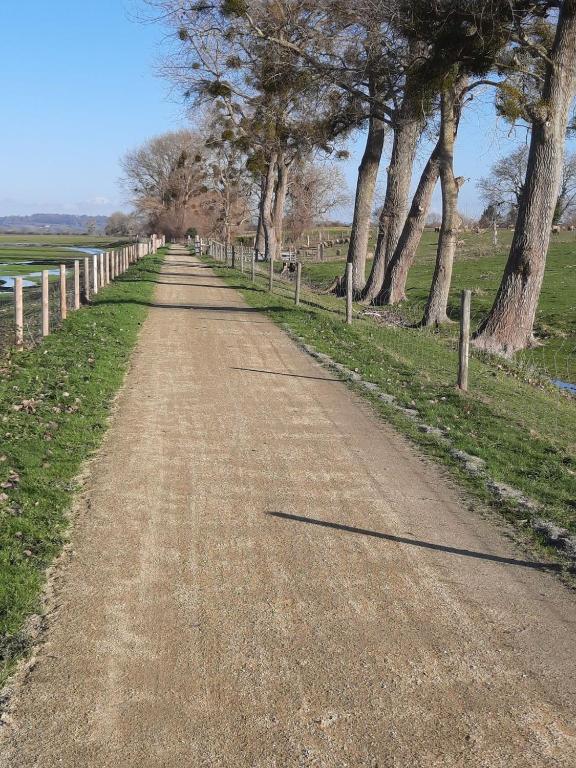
<box><xmin>13</xmin><ymin>235</ymin><xmax>165</xmax><ymax>348</ymax></box>
<box><xmin>203</xmin><ymin>238</ymin><xmax>472</xmax><ymax>393</ymax></box>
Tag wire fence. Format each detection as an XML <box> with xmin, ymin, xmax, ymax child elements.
<box><xmin>0</xmin><ymin>235</ymin><xmax>165</xmax><ymax>355</ymax></box>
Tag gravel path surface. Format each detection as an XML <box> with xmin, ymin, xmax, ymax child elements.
<box><xmin>1</xmin><ymin>246</ymin><xmax>575</xmax><ymax>767</ymax></box>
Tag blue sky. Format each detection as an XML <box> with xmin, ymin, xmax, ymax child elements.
<box><xmin>0</xmin><ymin>1</ymin><xmax>563</xmax><ymax>220</ymax></box>
<box><xmin>1</xmin><ymin>1</ymin><xmax>182</xmax><ymax>217</ymax></box>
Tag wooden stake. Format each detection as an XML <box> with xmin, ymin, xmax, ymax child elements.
<box><xmin>251</xmin><ymin>253</ymin><xmax>256</xmax><ymax>282</ymax></box>
<box><xmin>14</xmin><ymin>277</ymin><xmax>23</xmax><ymax>347</ymax></box>
<box><xmin>346</xmin><ymin>262</ymin><xmax>353</xmax><ymax>325</ymax></box>
<box><xmin>93</xmin><ymin>254</ymin><xmax>98</xmax><ymax>295</ymax></box>
<box><xmin>42</xmin><ymin>270</ymin><xmax>50</xmax><ymax>336</ymax></box>
<box><xmin>74</xmin><ymin>260</ymin><xmax>80</xmax><ymax>309</ymax></box>
<box><xmin>60</xmin><ymin>264</ymin><xmax>67</xmax><ymax>320</ymax></box>
<box><xmin>268</xmin><ymin>256</ymin><xmax>274</xmax><ymax>292</ymax></box>
<box><xmin>84</xmin><ymin>257</ymin><xmax>90</xmax><ymax>301</ymax></box>
<box><xmin>458</xmin><ymin>289</ymin><xmax>471</xmax><ymax>391</ymax></box>
<box><xmin>295</xmin><ymin>261</ymin><xmax>302</xmax><ymax>306</ymax></box>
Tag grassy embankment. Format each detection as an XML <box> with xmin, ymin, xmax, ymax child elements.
<box><xmin>0</xmin><ymin>249</ymin><xmax>163</xmax><ymax>684</ymax></box>
<box><xmin>204</xmin><ymin>253</ymin><xmax>576</xmax><ymax>565</ymax></box>
<box><xmin>298</xmin><ymin>229</ymin><xmax>576</xmax><ymax>384</ymax></box>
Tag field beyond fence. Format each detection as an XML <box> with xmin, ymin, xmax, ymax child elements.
<box><xmin>0</xmin><ymin>235</ymin><xmax>165</xmax><ymax>353</ymax></box>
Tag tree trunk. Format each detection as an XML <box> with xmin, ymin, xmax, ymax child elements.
<box><xmin>362</xmin><ymin>98</ymin><xmax>423</xmax><ymax>303</ymax></box>
<box><xmin>272</xmin><ymin>158</ymin><xmax>289</xmax><ymax>260</ymax></box>
<box><xmin>376</xmin><ymin>138</ymin><xmax>441</xmax><ymax>305</ymax></box>
<box><xmin>262</xmin><ymin>155</ymin><xmax>278</xmax><ymax>260</ymax></box>
<box><xmin>473</xmin><ymin>0</ymin><xmax>576</xmax><ymax>355</ymax></box>
<box><xmin>255</xmin><ymin>177</ymin><xmax>266</xmax><ymax>256</ymax></box>
<box><xmin>339</xmin><ymin>112</ymin><xmax>386</xmax><ymax>297</ymax></box>
<box><xmin>422</xmin><ymin>85</ymin><xmax>462</xmax><ymax>327</ymax></box>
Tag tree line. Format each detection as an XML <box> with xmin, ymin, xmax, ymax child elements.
<box><xmin>136</xmin><ymin>0</ymin><xmax>576</xmax><ymax>357</ymax></box>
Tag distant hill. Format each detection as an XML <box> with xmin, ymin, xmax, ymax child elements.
<box><xmin>0</xmin><ymin>214</ymin><xmax>109</xmax><ymax>234</ymax></box>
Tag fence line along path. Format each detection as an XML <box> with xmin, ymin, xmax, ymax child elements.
<box><xmin>1</xmin><ymin>245</ymin><xmax>575</xmax><ymax>768</ymax></box>
<box><xmin>1</xmin><ymin>234</ymin><xmax>166</xmax><ymax>353</ymax></box>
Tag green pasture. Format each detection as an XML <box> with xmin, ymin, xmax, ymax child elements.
<box><xmin>297</xmin><ymin>229</ymin><xmax>576</xmax><ymax>383</ymax></box>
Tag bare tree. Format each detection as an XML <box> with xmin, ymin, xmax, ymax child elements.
<box><xmin>422</xmin><ymin>74</ymin><xmax>468</xmax><ymax>326</ymax></box>
<box><xmin>475</xmin><ymin>0</ymin><xmax>576</xmax><ymax>354</ymax></box>
<box><xmin>199</xmin><ymin>109</ymin><xmax>253</xmax><ymax>244</ymax></box>
<box><xmin>121</xmin><ymin>130</ymin><xmax>206</xmax><ymax>239</ymax></box>
<box><xmin>105</xmin><ymin>211</ymin><xmax>135</xmax><ymax>236</ymax></box>
<box><xmin>376</xmin><ymin>0</ymin><xmax>556</xmax><ymax>319</ymax></box>
<box><xmin>478</xmin><ymin>145</ymin><xmax>576</xmax><ymax>225</ymax></box>
<box><xmin>147</xmin><ymin>0</ymin><xmax>352</xmax><ymax>261</ymax></box>
<box><xmin>284</xmin><ymin>160</ymin><xmax>350</xmax><ymax>242</ymax></box>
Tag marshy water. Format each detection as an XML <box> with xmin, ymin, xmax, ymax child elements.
<box><xmin>0</xmin><ymin>244</ymin><xmax>104</xmax><ymax>292</ymax></box>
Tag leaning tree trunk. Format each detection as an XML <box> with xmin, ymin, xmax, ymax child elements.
<box><xmin>272</xmin><ymin>158</ymin><xmax>290</xmax><ymax>260</ymax></box>
<box><xmin>362</xmin><ymin>97</ymin><xmax>423</xmax><ymax>303</ymax></box>
<box><xmin>376</xmin><ymin>137</ymin><xmax>441</xmax><ymax>305</ymax></box>
<box><xmin>339</xmin><ymin>112</ymin><xmax>386</xmax><ymax>297</ymax></box>
<box><xmin>255</xmin><ymin>177</ymin><xmax>266</xmax><ymax>256</ymax></box>
<box><xmin>262</xmin><ymin>155</ymin><xmax>278</xmax><ymax>260</ymax></box>
<box><xmin>474</xmin><ymin>0</ymin><xmax>576</xmax><ymax>355</ymax></box>
<box><xmin>423</xmin><ymin>79</ymin><xmax>466</xmax><ymax>327</ymax></box>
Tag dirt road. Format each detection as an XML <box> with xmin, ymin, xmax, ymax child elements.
<box><xmin>1</xmin><ymin>246</ymin><xmax>575</xmax><ymax>767</ymax></box>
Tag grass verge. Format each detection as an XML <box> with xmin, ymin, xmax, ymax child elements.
<box><xmin>204</xmin><ymin>255</ymin><xmax>576</xmax><ymax>568</ymax></box>
<box><xmin>0</xmin><ymin>249</ymin><xmax>163</xmax><ymax>684</ymax></box>
<box><xmin>299</xmin><ymin>231</ymin><xmax>576</xmax><ymax>384</ymax></box>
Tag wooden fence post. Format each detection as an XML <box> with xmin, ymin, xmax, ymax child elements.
<box><xmin>99</xmin><ymin>253</ymin><xmax>104</xmax><ymax>288</ymax></box>
<box><xmin>42</xmin><ymin>270</ymin><xmax>50</xmax><ymax>336</ymax></box>
<box><xmin>240</xmin><ymin>245</ymin><xmax>245</xmax><ymax>273</ymax></box>
<box><xmin>295</xmin><ymin>261</ymin><xmax>302</xmax><ymax>306</ymax></box>
<box><xmin>14</xmin><ymin>277</ymin><xmax>23</xmax><ymax>347</ymax></box>
<box><xmin>84</xmin><ymin>257</ymin><xmax>90</xmax><ymax>301</ymax></box>
<box><xmin>346</xmin><ymin>262</ymin><xmax>353</xmax><ymax>325</ymax></box>
<box><xmin>60</xmin><ymin>264</ymin><xmax>67</xmax><ymax>320</ymax></box>
<box><xmin>93</xmin><ymin>254</ymin><xmax>98</xmax><ymax>295</ymax></box>
<box><xmin>268</xmin><ymin>256</ymin><xmax>274</xmax><ymax>292</ymax></box>
<box><xmin>251</xmin><ymin>253</ymin><xmax>256</xmax><ymax>282</ymax></box>
<box><xmin>232</xmin><ymin>246</ymin><xmax>236</xmax><ymax>269</ymax></box>
<box><xmin>74</xmin><ymin>260</ymin><xmax>80</xmax><ymax>309</ymax></box>
<box><xmin>458</xmin><ymin>289</ymin><xmax>471</xmax><ymax>391</ymax></box>
<box><xmin>105</xmin><ymin>252</ymin><xmax>110</xmax><ymax>284</ymax></box>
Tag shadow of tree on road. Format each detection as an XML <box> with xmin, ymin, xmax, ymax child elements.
<box><xmin>266</xmin><ymin>511</ymin><xmax>561</xmax><ymax>571</ymax></box>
